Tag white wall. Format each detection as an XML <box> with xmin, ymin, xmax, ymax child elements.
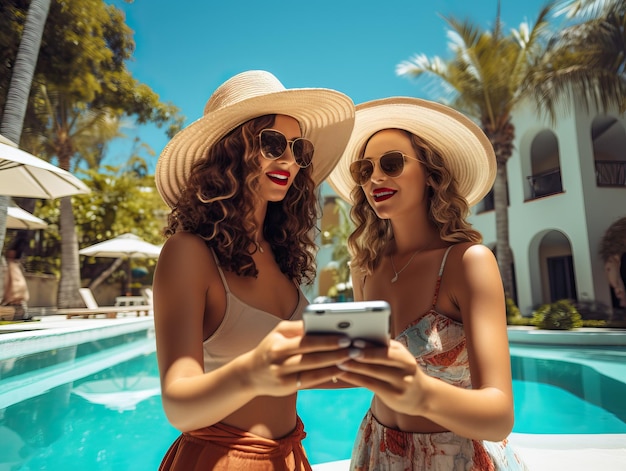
<box><xmin>470</xmin><ymin>98</ymin><xmax>626</xmax><ymax>315</ymax></box>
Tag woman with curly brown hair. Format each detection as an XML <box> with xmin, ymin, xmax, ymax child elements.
<box><xmin>326</xmin><ymin>98</ymin><xmax>528</xmax><ymax>470</ymax></box>
<box><xmin>153</xmin><ymin>70</ymin><xmax>355</xmax><ymax>470</ymax></box>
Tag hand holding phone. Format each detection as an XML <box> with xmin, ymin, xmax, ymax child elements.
<box><xmin>303</xmin><ymin>300</ymin><xmax>391</xmax><ymax>346</ymax></box>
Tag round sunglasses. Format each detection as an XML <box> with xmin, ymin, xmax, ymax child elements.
<box><xmin>349</xmin><ymin>151</ymin><xmax>421</xmax><ymax>186</ymax></box>
<box><xmin>258</xmin><ymin>129</ymin><xmax>314</xmax><ymax>168</ymax></box>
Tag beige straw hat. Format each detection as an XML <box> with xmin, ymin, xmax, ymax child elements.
<box><xmin>156</xmin><ymin>70</ymin><xmax>355</xmax><ymax>207</ymax></box>
<box><xmin>326</xmin><ymin>97</ymin><xmax>496</xmax><ymax>207</ymax></box>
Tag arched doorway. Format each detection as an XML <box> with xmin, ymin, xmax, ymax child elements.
<box><xmin>538</xmin><ymin>231</ymin><xmax>576</xmax><ymax>303</ymax></box>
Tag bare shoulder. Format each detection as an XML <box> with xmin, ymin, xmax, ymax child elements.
<box><xmin>161</xmin><ymin>232</ymin><xmax>212</xmax><ymax>257</ymax></box>
<box><xmin>451</xmin><ymin>243</ymin><xmax>497</xmax><ymax>270</ymax></box>
<box><xmin>156</xmin><ymin>232</ymin><xmax>217</xmax><ymax>284</ymax></box>
<box><xmin>446</xmin><ymin>242</ymin><xmax>504</xmax><ymax>314</ymax></box>
<box><xmin>445</xmin><ymin>243</ymin><xmax>502</xmax><ymax>299</ymax></box>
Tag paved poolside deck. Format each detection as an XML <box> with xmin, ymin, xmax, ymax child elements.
<box><xmin>2</xmin><ymin>317</ymin><xmax>625</xmax><ymax>470</ymax></box>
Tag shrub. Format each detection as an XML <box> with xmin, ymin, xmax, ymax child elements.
<box><xmin>505</xmin><ymin>298</ymin><xmax>520</xmax><ymax>319</ymax></box>
<box><xmin>582</xmin><ymin>319</ymin><xmax>607</xmax><ymax>328</ymax></box>
<box><xmin>506</xmin><ymin>298</ymin><xmax>532</xmax><ymax>325</ymax></box>
<box><xmin>531</xmin><ymin>299</ymin><xmax>583</xmax><ymax>330</ymax></box>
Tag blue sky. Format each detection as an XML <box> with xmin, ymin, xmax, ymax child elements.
<box><xmin>105</xmin><ymin>0</ymin><xmax>556</xmax><ymax>170</ymax></box>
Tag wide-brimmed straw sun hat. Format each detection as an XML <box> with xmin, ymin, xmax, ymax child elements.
<box><xmin>326</xmin><ymin>97</ymin><xmax>496</xmax><ymax>207</ymax></box>
<box><xmin>156</xmin><ymin>70</ymin><xmax>355</xmax><ymax>208</ymax></box>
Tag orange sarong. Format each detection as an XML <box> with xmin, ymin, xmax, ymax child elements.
<box><xmin>159</xmin><ymin>417</ymin><xmax>311</xmax><ymax>471</ymax></box>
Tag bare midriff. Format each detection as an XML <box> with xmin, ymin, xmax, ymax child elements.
<box><xmin>219</xmin><ymin>394</ymin><xmax>298</xmax><ymax>439</ymax></box>
<box><xmin>371</xmin><ymin>396</ymin><xmax>449</xmax><ymax>433</ymax></box>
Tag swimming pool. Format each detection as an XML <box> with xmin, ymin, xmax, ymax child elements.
<box><xmin>1</xmin><ymin>337</ymin><xmax>624</xmax><ymax>469</ymax></box>
<box><xmin>0</xmin><ymin>327</ymin><xmax>170</xmax><ymax>469</ymax></box>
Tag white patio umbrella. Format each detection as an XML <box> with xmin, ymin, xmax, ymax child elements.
<box><xmin>79</xmin><ymin>233</ymin><xmax>162</xmax><ymax>292</ymax></box>
<box><xmin>79</xmin><ymin>233</ymin><xmax>162</xmax><ymax>259</ymax></box>
<box><xmin>0</xmin><ymin>134</ymin><xmax>90</xmax><ymax>198</ymax></box>
<box><xmin>7</xmin><ymin>205</ymin><xmax>48</xmax><ymax>230</ymax></box>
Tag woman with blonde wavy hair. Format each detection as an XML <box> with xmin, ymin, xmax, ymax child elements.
<box><xmin>153</xmin><ymin>70</ymin><xmax>355</xmax><ymax>470</ymax></box>
<box><xmin>326</xmin><ymin>97</ymin><xmax>528</xmax><ymax>470</ymax></box>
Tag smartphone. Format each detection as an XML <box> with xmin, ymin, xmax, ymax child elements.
<box><xmin>303</xmin><ymin>300</ymin><xmax>391</xmax><ymax>346</ymax></box>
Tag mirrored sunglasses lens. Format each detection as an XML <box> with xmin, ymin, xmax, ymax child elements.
<box><xmin>350</xmin><ymin>160</ymin><xmax>374</xmax><ymax>185</ymax></box>
<box><xmin>292</xmin><ymin>139</ymin><xmax>314</xmax><ymax>167</ymax></box>
<box><xmin>380</xmin><ymin>152</ymin><xmax>405</xmax><ymax>177</ymax></box>
<box><xmin>260</xmin><ymin>130</ymin><xmax>287</xmax><ymax>160</ymax></box>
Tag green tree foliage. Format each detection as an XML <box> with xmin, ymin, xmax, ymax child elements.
<box><xmin>527</xmin><ymin>0</ymin><xmax>626</xmax><ymax>116</ymax></box>
<box><xmin>33</xmin><ymin>158</ymin><xmax>168</xmax><ymax>282</ymax></box>
<box><xmin>0</xmin><ymin>0</ymin><xmax>183</xmax><ymax>307</ymax></box>
<box><xmin>0</xmin><ymin>0</ymin><xmax>184</xmax><ymax>140</ymax></box>
<box><xmin>75</xmin><ymin>161</ymin><xmax>167</xmax><ymax>246</ymax></box>
<box><xmin>325</xmin><ymin>200</ymin><xmax>354</xmax><ymax>285</ymax></box>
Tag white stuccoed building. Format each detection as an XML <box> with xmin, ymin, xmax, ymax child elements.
<box><xmin>469</xmin><ymin>98</ymin><xmax>626</xmax><ymax>316</ymax></box>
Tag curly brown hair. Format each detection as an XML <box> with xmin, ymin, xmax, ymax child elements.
<box><xmin>348</xmin><ymin>129</ymin><xmax>482</xmax><ymax>275</ymax></box>
<box><xmin>164</xmin><ymin>114</ymin><xmax>319</xmax><ymax>285</ymax></box>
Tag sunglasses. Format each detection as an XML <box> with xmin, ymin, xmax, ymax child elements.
<box><xmin>349</xmin><ymin>151</ymin><xmax>421</xmax><ymax>186</ymax></box>
<box><xmin>258</xmin><ymin>129</ymin><xmax>314</xmax><ymax>168</ymax></box>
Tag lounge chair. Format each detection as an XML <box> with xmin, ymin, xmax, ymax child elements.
<box><xmin>141</xmin><ymin>288</ymin><xmax>154</xmax><ymax>308</ymax></box>
<box><xmin>58</xmin><ymin>288</ymin><xmax>151</xmax><ymax>319</ymax></box>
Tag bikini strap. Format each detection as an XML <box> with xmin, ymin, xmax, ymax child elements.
<box><xmin>431</xmin><ymin>245</ymin><xmax>454</xmax><ymax>309</ymax></box>
<box><xmin>209</xmin><ymin>248</ymin><xmax>231</xmax><ymax>294</ymax></box>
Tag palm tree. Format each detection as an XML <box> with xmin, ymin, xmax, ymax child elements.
<box><xmin>0</xmin><ymin>0</ymin><xmax>51</xmax><ymax>254</ymax></box>
<box><xmin>555</xmin><ymin>0</ymin><xmax>624</xmax><ymax>21</ymax></box>
<box><xmin>528</xmin><ymin>0</ymin><xmax>626</xmax><ymax>115</ymax></box>
<box><xmin>396</xmin><ymin>1</ymin><xmax>624</xmax><ymax>298</ymax></box>
<box><xmin>31</xmin><ymin>84</ymin><xmax>121</xmax><ymax>307</ymax></box>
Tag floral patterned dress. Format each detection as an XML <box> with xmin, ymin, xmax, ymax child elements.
<box><xmin>350</xmin><ymin>247</ymin><xmax>529</xmax><ymax>470</ymax></box>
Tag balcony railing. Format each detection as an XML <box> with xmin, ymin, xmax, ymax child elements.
<box><xmin>527</xmin><ymin>168</ymin><xmax>563</xmax><ymax>200</ymax></box>
<box><xmin>595</xmin><ymin>160</ymin><xmax>626</xmax><ymax>187</ymax></box>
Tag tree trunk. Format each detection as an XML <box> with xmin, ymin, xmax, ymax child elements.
<box><xmin>0</xmin><ymin>0</ymin><xmax>52</xmax><ymax>254</ymax></box>
<box><xmin>56</xmin><ymin>144</ymin><xmax>82</xmax><ymax>308</ymax></box>
<box><xmin>483</xmin><ymin>117</ymin><xmax>516</xmax><ymax>302</ymax></box>
<box><xmin>494</xmin><ymin>162</ymin><xmax>514</xmax><ymax>299</ymax></box>
<box><xmin>57</xmin><ymin>195</ymin><xmax>82</xmax><ymax>308</ymax></box>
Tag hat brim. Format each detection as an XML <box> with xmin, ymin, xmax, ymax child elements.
<box><xmin>326</xmin><ymin>97</ymin><xmax>496</xmax><ymax>207</ymax></box>
<box><xmin>156</xmin><ymin>89</ymin><xmax>355</xmax><ymax>208</ymax></box>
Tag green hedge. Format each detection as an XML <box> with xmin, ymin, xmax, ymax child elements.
<box><xmin>531</xmin><ymin>300</ymin><xmax>583</xmax><ymax>330</ymax></box>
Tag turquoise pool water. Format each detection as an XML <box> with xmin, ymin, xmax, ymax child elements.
<box><xmin>1</xmin><ymin>341</ymin><xmax>624</xmax><ymax>469</ymax></box>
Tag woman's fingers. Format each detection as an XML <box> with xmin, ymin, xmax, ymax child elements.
<box><xmin>336</xmin><ymin>369</ymin><xmax>408</xmax><ymax>396</ymax></box>
<box><xmin>293</xmin><ymin>366</ymin><xmax>346</xmax><ymax>390</ymax></box>
<box><xmin>268</xmin><ymin>320</ymin><xmax>352</xmax><ymax>356</ymax></box>
<box><xmin>254</xmin><ymin>322</ymin><xmax>420</xmax><ymax>396</ymax></box>
<box><xmin>342</xmin><ymin>340</ymin><xmax>416</xmax><ymax>370</ymax></box>
<box><xmin>251</xmin><ymin>320</ymin><xmax>357</xmax><ymax>394</ymax></box>
<box><xmin>331</xmin><ymin>339</ymin><xmax>418</xmax><ymax>391</ymax></box>
<box><xmin>338</xmin><ymin>359</ymin><xmax>414</xmax><ymax>385</ymax></box>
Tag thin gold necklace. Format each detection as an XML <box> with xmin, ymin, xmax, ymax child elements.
<box><xmin>390</xmin><ymin>248</ymin><xmax>421</xmax><ymax>283</ymax></box>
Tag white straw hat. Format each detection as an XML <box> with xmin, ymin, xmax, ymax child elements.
<box><xmin>326</xmin><ymin>97</ymin><xmax>496</xmax><ymax>207</ymax></box>
<box><xmin>156</xmin><ymin>70</ymin><xmax>355</xmax><ymax>208</ymax></box>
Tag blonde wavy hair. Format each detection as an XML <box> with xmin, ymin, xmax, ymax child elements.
<box><xmin>348</xmin><ymin>129</ymin><xmax>482</xmax><ymax>276</ymax></box>
<box><xmin>164</xmin><ymin>114</ymin><xmax>319</xmax><ymax>284</ymax></box>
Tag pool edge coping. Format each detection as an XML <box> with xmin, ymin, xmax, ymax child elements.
<box><xmin>507</xmin><ymin>326</ymin><xmax>626</xmax><ymax>346</ymax></box>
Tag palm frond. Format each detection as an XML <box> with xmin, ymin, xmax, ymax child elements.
<box><xmin>555</xmin><ymin>0</ymin><xmax>621</xmax><ymax>20</ymax></box>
